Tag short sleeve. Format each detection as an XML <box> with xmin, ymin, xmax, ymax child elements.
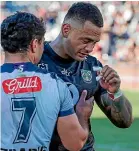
<box><xmin>56</xmin><ymin>78</ymin><xmax>75</xmax><ymax>117</ymax></box>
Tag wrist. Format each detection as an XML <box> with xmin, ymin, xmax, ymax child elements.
<box><xmin>76</xmin><ymin>113</ymin><xmax>89</xmax><ymax>128</ymax></box>
<box><xmin>107</xmin><ymin>89</ymin><xmax>123</xmax><ymax>100</ymax></box>
<box><xmin>76</xmin><ymin>112</ymin><xmax>89</xmax><ymax>123</ymax></box>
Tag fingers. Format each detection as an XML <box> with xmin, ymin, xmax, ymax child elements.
<box><xmin>79</xmin><ymin>90</ymin><xmax>87</xmax><ymax>103</ymax></box>
<box><xmin>104</xmin><ymin>71</ymin><xmax>119</xmax><ymax>83</ymax></box>
<box><xmin>78</xmin><ymin>90</ymin><xmax>94</xmax><ymax>106</ymax></box>
<box><xmin>93</xmin><ymin>65</ymin><xmax>119</xmax><ymax>83</ymax></box>
<box><xmin>100</xmin><ymin>65</ymin><xmax>109</xmax><ymax>75</ymax></box>
<box><xmin>105</xmin><ymin>71</ymin><xmax>118</xmax><ymax>82</ymax></box>
<box><xmin>93</xmin><ymin>65</ymin><xmax>121</xmax><ymax>92</ymax></box>
<box><xmin>86</xmin><ymin>96</ymin><xmax>94</xmax><ymax>106</ymax></box>
<box><xmin>108</xmin><ymin>77</ymin><xmax>121</xmax><ymax>85</ymax></box>
<box><xmin>100</xmin><ymin>65</ymin><xmax>120</xmax><ymax>84</ymax></box>
<box><xmin>100</xmin><ymin>65</ymin><xmax>112</xmax><ymax>79</ymax></box>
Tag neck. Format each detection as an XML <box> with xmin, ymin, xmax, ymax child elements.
<box><xmin>4</xmin><ymin>52</ymin><xmax>30</xmax><ymax>63</ymax></box>
<box><xmin>49</xmin><ymin>33</ymin><xmax>68</xmax><ymax>59</ymax></box>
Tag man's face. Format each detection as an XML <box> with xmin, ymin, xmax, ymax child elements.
<box><xmin>64</xmin><ymin>21</ymin><xmax>102</xmax><ymax>61</ymax></box>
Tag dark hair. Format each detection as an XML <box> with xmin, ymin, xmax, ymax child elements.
<box><xmin>64</xmin><ymin>2</ymin><xmax>103</xmax><ymax>28</ymax></box>
<box><xmin>1</xmin><ymin>12</ymin><xmax>46</xmax><ymax>53</ymax></box>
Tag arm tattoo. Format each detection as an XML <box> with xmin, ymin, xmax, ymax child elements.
<box><xmin>95</xmin><ymin>93</ymin><xmax>133</xmax><ymax>128</ymax></box>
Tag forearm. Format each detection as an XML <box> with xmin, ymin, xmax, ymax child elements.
<box><xmin>76</xmin><ymin>111</ymin><xmax>89</xmax><ymax>137</ymax></box>
<box><xmin>69</xmin><ymin>115</ymin><xmax>89</xmax><ymax>151</ymax></box>
<box><xmin>100</xmin><ymin>92</ymin><xmax>133</xmax><ymax>128</ymax></box>
<box><xmin>57</xmin><ymin>114</ymin><xmax>88</xmax><ymax>151</ymax></box>
<box><xmin>75</xmin><ymin>90</ymin><xmax>94</xmax><ymax>142</ymax></box>
<box><xmin>94</xmin><ymin>64</ymin><xmax>133</xmax><ymax>128</ymax></box>
<box><xmin>110</xmin><ymin>94</ymin><xmax>133</xmax><ymax>128</ymax></box>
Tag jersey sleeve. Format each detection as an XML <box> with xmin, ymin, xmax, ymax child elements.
<box><xmin>56</xmin><ymin>77</ymin><xmax>75</xmax><ymax>117</ymax></box>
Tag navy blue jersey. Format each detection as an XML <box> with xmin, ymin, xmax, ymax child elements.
<box><xmin>38</xmin><ymin>42</ymin><xmax>107</xmax><ymax>151</ymax></box>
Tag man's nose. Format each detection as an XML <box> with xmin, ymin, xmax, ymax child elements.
<box><xmin>85</xmin><ymin>43</ymin><xmax>95</xmax><ymax>53</ymax></box>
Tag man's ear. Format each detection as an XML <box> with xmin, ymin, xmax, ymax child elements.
<box><xmin>27</xmin><ymin>39</ymin><xmax>37</xmax><ymax>64</ymax></box>
<box><xmin>30</xmin><ymin>39</ymin><xmax>38</xmax><ymax>53</ymax></box>
<box><xmin>61</xmin><ymin>23</ymin><xmax>71</xmax><ymax>38</ymax></box>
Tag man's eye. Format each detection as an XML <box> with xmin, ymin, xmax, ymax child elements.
<box><xmin>93</xmin><ymin>41</ymin><xmax>97</xmax><ymax>45</ymax></box>
<box><xmin>82</xmin><ymin>40</ymin><xmax>89</xmax><ymax>44</ymax></box>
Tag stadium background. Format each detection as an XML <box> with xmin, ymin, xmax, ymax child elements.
<box><xmin>1</xmin><ymin>1</ymin><xmax>139</xmax><ymax>151</ymax></box>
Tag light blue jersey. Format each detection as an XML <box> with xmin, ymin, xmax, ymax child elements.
<box><xmin>1</xmin><ymin>62</ymin><xmax>74</xmax><ymax>151</ymax></box>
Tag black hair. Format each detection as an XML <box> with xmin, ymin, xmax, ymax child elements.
<box><xmin>64</xmin><ymin>2</ymin><xmax>103</xmax><ymax>28</ymax></box>
<box><xmin>1</xmin><ymin>12</ymin><xmax>46</xmax><ymax>53</ymax></box>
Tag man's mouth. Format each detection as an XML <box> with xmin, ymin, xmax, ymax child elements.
<box><xmin>78</xmin><ymin>52</ymin><xmax>88</xmax><ymax>58</ymax></box>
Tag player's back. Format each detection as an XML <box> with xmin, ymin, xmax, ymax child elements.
<box><xmin>1</xmin><ymin>62</ymin><xmax>73</xmax><ymax>150</ymax></box>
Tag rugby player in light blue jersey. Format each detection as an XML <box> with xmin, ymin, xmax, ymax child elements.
<box><xmin>1</xmin><ymin>12</ymin><xmax>94</xmax><ymax>151</ymax></box>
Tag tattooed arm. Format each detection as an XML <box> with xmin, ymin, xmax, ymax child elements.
<box><xmin>94</xmin><ymin>65</ymin><xmax>133</xmax><ymax>128</ymax></box>
<box><xmin>95</xmin><ymin>92</ymin><xmax>133</xmax><ymax>128</ymax></box>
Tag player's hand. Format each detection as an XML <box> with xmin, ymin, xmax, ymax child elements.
<box><xmin>99</xmin><ymin>65</ymin><xmax>121</xmax><ymax>93</ymax></box>
<box><xmin>76</xmin><ymin>90</ymin><xmax>94</xmax><ymax>121</ymax></box>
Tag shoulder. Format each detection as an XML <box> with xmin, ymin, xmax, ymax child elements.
<box><xmin>39</xmin><ymin>69</ymin><xmax>65</xmax><ymax>86</ymax></box>
<box><xmin>44</xmin><ymin>41</ymin><xmax>50</xmax><ymax>51</ymax></box>
<box><xmin>85</xmin><ymin>55</ymin><xmax>103</xmax><ymax>67</ymax></box>
<box><xmin>33</xmin><ymin>64</ymin><xmax>57</xmax><ymax>82</ymax></box>
<box><xmin>86</xmin><ymin>55</ymin><xmax>97</xmax><ymax>63</ymax></box>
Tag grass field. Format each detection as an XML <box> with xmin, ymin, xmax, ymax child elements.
<box><xmin>91</xmin><ymin>90</ymin><xmax>139</xmax><ymax>151</ymax></box>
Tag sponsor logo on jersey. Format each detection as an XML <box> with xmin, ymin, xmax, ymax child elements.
<box><xmin>2</xmin><ymin>76</ymin><xmax>42</xmax><ymax>94</ymax></box>
<box><xmin>38</xmin><ymin>62</ymin><xmax>48</xmax><ymax>70</ymax></box>
<box><xmin>61</xmin><ymin>68</ymin><xmax>72</xmax><ymax>76</ymax></box>
<box><xmin>81</xmin><ymin>69</ymin><xmax>92</xmax><ymax>83</ymax></box>
<box><xmin>17</xmin><ymin>65</ymin><xmax>24</xmax><ymax>72</ymax></box>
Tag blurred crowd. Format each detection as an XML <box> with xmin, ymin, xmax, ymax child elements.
<box><xmin>1</xmin><ymin>1</ymin><xmax>139</xmax><ymax>64</ymax></box>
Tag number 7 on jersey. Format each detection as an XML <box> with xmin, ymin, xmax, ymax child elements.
<box><xmin>11</xmin><ymin>97</ymin><xmax>36</xmax><ymax>143</ymax></box>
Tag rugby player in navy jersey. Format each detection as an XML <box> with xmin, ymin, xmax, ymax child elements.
<box><xmin>1</xmin><ymin>12</ymin><xmax>94</xmax><ymax>151</ymax></box>
<box><xmin>38</xmin><ymin>2</ymin><xmax>133</xmax><ymax>151</ymax></box>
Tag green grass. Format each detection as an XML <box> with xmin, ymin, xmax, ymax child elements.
<box><xmin>91</xmin><ymin>90</ymin><xmax>139</xmax><ymax>151</ymax></box>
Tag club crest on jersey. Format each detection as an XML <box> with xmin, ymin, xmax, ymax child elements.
<box><xmin>81</xmin><ymin>69</ymin><xmax>92</xmax><ymax>83</ymax></box>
